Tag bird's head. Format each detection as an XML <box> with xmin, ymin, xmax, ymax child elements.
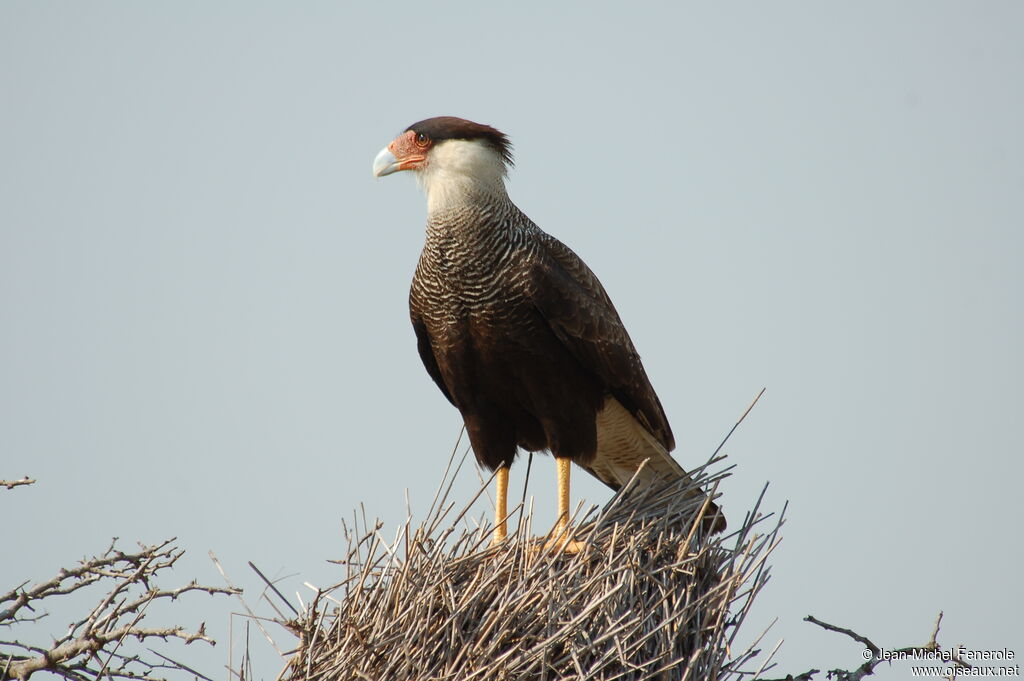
<box><xmin>373</xmin><ymin>117</ymin><xmax>513</xmax><ymax>211</ymax></box>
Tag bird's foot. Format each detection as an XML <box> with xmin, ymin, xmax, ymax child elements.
<box><xmin>542</xmin><ymin>537</ymin><xmax>587</xmax><ymax>555</ymax></box>
<box><xmin>539</xmin><ymin>522</ymin><xmax>586</xmax><ymax>555</ymax></box>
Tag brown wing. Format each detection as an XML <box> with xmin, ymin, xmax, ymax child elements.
<box><xmin>529</xmin><ymin>235</ymin><xmax>725</xmax><ymax>530</ymax></box>
<box><xmin>529</xmin><ymin>232</ymin><xmax>675</xmax><ymax>452</ymax></box>
<box><xmin>410</xmin><ymin>309</ymin><xmax>456</xmax><ymax>407</ymax></box>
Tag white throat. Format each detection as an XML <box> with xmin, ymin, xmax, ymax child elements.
<box><xmin>417</xmin><ymin>139</ymin><xmax>509</xmax><ymax>215</ymax></box>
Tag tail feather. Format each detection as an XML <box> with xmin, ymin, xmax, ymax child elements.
<box><xmin>583</xmin><ymin>397</ymin><xmax>726</xmax><ymax>533</ymax></box>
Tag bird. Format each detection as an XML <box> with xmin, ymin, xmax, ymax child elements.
<box><xmin>372</xmin><ymin>116</ymin><xmax>724</xmax><ymax>546</ymax></box>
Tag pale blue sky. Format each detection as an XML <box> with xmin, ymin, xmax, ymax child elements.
<box><xmin>2</xmin><ymin>1</ymin><xmax>1021</xmax><ymax>677</ymax></box>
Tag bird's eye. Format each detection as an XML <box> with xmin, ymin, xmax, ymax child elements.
<box><xmin>415</xmin><ymin>133</ymin><xmax>429</xmax><ymax>147</ymax></box>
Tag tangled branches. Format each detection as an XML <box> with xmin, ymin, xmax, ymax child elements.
<box><xmin>278</xmin><ymin>454</ymin><xmax>784</xmax><ymax>681</ymax></box>
<box><xmin>1</xmin><ymin>539</ymin><xmax>239</xmax><ymax>681</ymax></box>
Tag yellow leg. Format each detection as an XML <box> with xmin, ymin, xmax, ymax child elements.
<box><xmin>548</xmin><ymin>457</ymin><xmax>584</xmax><ymax>553</ymax></box>
<box><xmin>555</xmin><ymin>456</ymin><xmax>571</xmax><ymax>536</ymax></box>
<box><xmin>493</xmin><ymin>466</ymin><xmax>509</xmax><ymax>544</ymax></box>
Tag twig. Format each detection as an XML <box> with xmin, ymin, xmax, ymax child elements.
<box><xmin>0</xmin><ymin>479</ymin><xmax>35</xmax><ymax>491</ymax></box>
<box><xmin>271</xmin><ymin>453</ymin><xmax>782</xmax><ymax>681</ymax></box>
<box><xmin>804</xmin><ymin>615</ymin><xmax>879</xmax><ymax>655</ymax></box>
<box><xmin>248</xmin><ymin>563</ymin><xmax>299</xmax><ymax>618</ymax></box>
<box><xmin>712</xmin><ymin>387</ymin><xmax>765</xmax><ymax>459</ymax></box>
<box><xmin>759</xmin><ymin>612</ymin><xmax>963</xmax><ymax>681</ymax></box>
<box><xmin>209</xmin><ymin>552</ymin><xmax>281</xmax><ymax>658</ymax></box>
<box><xmin>1</xmin><ymin>539</ymin><xmax>236</xmax><ymax>681</ymax></box>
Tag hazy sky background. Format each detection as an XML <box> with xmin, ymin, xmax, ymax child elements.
<box><xmin>2</xmin><ymin>1</ymin><xmax>1022</xmax><ymax>677</ymax></box>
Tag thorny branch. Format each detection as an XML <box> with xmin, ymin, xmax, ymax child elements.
<box><xmin>1</xmin><ymin>539</ymin><xmax>239</xmax><ymax>681</ymax></box>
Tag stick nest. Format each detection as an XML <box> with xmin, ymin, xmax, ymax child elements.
<box><xmin>282</xmin><ymin>459</ymin><xmax>781</xmax><ymax>681</ymax></box>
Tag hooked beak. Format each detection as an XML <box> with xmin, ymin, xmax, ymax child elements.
<box><xmin>373</xmin><ymin>130</ymin><xmax>428</xmax><ymax>177</ymax></box>
<box><xmin>373</xmin><ymin>146</ymin><xmax>401</xmax><ymax>177</ymax></box>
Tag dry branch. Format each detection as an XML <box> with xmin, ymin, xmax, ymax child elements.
<box><xmin>1</xmin><ymin>539</ymin><xmax>239</xmax><ymax>681</ymax></box>
<box><xmin>276</xmin><ymin>455</ymin><xmax>784</xmax><ymax>681</ymax></box>
<box><xmin>759</xmin><ymin>612</ymin><xmax>974</xmax><ymax>681</ymax></box>
<box><xmin>1</xmin><ymin>478</ymin><xmax>35</xmax><ymax>491</ymax></box>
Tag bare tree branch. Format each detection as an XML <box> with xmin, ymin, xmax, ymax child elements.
<box><xmin>0</xmin><ymin>479</ymin><xmax>35</xmax><ymax>491</ymax></box>
<box><xmin>1</xmin><ymin>539</ymin><xmax>240</xmax><ymax>681</ymax></box>
<box><xmin>759</xmin><ymin>612</ymin><xmax>972</xmax><ymax>681</ymax></box>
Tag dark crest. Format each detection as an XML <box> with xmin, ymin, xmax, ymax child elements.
<box><xmin>407</xmin><ymin>117</ymin><xmax>514</xmax><ymax>167</ymax></box>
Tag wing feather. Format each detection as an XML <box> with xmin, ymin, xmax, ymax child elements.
<box><xmin>411</xmin><ymin>311</ymin><xmax>456</xmax><ymax>406</ymax></box>
<box><xmin>529</xmin><ymin>232</ymin><xmax>675</xmax><ymax>451</ymax></box>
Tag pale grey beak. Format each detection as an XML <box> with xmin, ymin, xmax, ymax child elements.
<box><xmin>373</xmin><ymin>146</ymin><xmax>400</xmax><ymax>177</ymax></box>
